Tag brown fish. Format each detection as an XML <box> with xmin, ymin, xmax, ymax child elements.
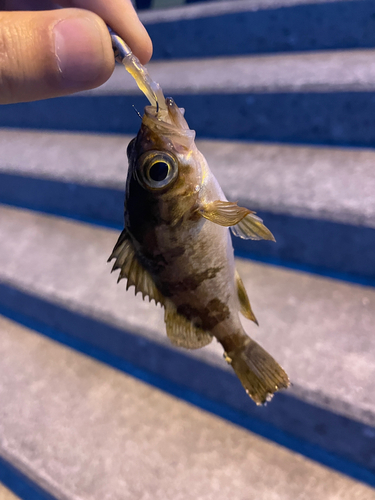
<box><xmin>108</xmin><ymin>32</ymin><xmax>289</xmax><ymax>404</ymax></box>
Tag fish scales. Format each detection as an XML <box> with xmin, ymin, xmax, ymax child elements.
<box><xmin>108</xmin><ymin>33</ymin><xmax>289</xmax><ymax>405</ymax></box>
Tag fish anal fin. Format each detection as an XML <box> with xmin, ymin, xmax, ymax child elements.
<box><xmin>231</xmin><ymin>212</ymin><xmax>276</xmax><ymax>241</ymax></box>
<box><xmin>235</xmin><ymin>270</ymin><xmax>258</xmax><ymax>325</ymax></box>
<box><xmin>108</xmin><ymin>229</ymin><xmax>164</xmax><ymax>306</ymax></box>
<box><xmin>164</xmin><ymin>302</ymin><xmax>213</xmax><ymax>349</ymax></box>
<box><xmin>225</xmin><ymin>338</ymin><xmax>290</xmax><ymax>405</ymax></box>
<box><xmin>201</xmin><ymin>201</ymin><xmax>251</xmax><ymax>227</ymax></box>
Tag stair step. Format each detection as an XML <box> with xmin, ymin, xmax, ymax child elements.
<box><xmin>139</xmin><ymin>0</ymin><xmax>375</xmax><ymax>59</ymax></box>
<box><xmin>0</xmin><ymin>129</ymin><xmax>373</xmax><ymax>280</ymax></box>
<box><xmin>1</xmin><ymin>314</ymin><xmax>374</xmax><ymax>499</ymax></box>
<box><xmin>0</xmin><ymin>205</ymin><xmax>374</xmax><ymax>474</ymax></box>
<box><xmin>2</xmin><ymin>49</ymin><xmax>375</xmax><ymax>146</ymax></box>
<box><xmin>85</xmin><ymin>49</ymin><xmax>375</xmax><ymax>95</ymax></box>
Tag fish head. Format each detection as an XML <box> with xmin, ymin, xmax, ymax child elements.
<box><xmin>125</xmin><ymin>98</ymin><xmax>206</xmax><ymax>229</ymax></box>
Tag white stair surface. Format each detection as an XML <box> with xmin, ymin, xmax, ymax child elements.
<box><xmin>139</xmin><ymin>0</ymin><xmax>349</xmax><ymax>23</ymax></box>
<box><xmin>0</xmin><ymin>205</ymin><xmax>374</xmax><ymax>427</ymax></box>
<box><xmin>80</xmin><ymin>49</ymin><xmax>375</xmax><ymax>95</ymax></box>
<box><xmin>0</xmin><ymin>129</ymin><xmax>374</xmax><ymax>229</ymax></box>
<box><xmin>1</xmin><ymin>313</ymin><xmax>374</xmax><ymax>500</ymax></box>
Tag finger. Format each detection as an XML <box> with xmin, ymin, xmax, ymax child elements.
<box><xmin>0</xmin><ymin>9</ymin><xmax>115</xmax><ymax>104</ymax></box>
<box><xmin>1</xmin><ymin>0</ymin><xmax>58</xmax><ymax>9</ymax></box>
<box><xmin>59</xmin><ymin>0</ymin><xmax>152</xmax><ymax>64</ymax></box>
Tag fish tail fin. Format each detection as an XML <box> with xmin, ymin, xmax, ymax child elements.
<box><xmin>224</xmin><ymin>337</ymin><xmax>289</xmax><ymax>405</ymax></box>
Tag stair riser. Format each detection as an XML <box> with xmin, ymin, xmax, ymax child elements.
<box><xmin>4</xmin><ymin>93</ymin><xmax>375</xmax><ymax>147</ymax></box>
<box><xmin>0</xmin><ymin>281</ymin><xmax>374</xmax><ymax>480</ymax></box>
<box><xmin>146</xmin><ymin>1</ymin><xmax>375</xmax><ymax>59</ymax></box>
<box><xmin>1</xmin><ymin>175</ymin><xmax>374</xmax><ymax>281</ymax></box>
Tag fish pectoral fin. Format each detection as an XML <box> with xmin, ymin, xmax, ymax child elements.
<box><xmin>164</xmin><ymin>301</ymin><xmax>213</xmax><ymax>349</ymax></box>
<box><xmin>200</xmin><ymin>200</ymin><xmax>251</xmax><ymax>227</ymax></box>
<box><xmin>231</xmin><ymin>212</ymin><xmax>276</xmax><ymax>241</ymax></box>
<box><xmin>235</xmin><ymin>270</ymin><xmax>258</xmax><ymax>325</ymax></box>
<box><xmin>108</xmin><ymin>229</ymin><xmax>165</xmax><ymax>306</ymax></box>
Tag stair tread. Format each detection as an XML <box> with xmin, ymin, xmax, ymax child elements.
<box><xmin>140</xmin><ymin>0</ymin><xmax>349</xmax><ymax>23</ymax></box>
<box><xmin>81</xmin><ymin>49</ymin><xmax>375</xmax><ymax>95</ymax></box>
<box><xmin>0</xmin><ymin>205</ymin><xmax>374</xmax><ymax>427</ymax></box>
<box><xmin>1</xmin><ymin>313</ymin><xmax>374</xmax><ymax>500</ymax></box>
<box><xmin>1</xmin><ymin>128</ymin><xmax>374</xmax><ymax>229</ymax></box>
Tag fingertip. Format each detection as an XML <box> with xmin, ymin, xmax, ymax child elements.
<box><xmin>53</xmin><ymin>11</ymin><xmax>115</xmax><ymax>90</ymax></box>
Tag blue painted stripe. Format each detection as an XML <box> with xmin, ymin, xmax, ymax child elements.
<box><xmin>0</xmin><ymin>456</ymin><xmax>57</xmax><ymax>500</ymax></box>
<box><xmin>0</xmin><ymin>297</ymin><xmax>374</xmax><ymax>489</ymax></box>
<box><xmin>1</xmin><ymin>173</ymin><xmax>375</xmax><ymax>285</ymax></box>
<box><xmin>0</xmin><ymin>282</ymin><xmax>375</xmax><ymax>486</ymax></box>
<box><xmin>2</xmin><ymin>92</ymin><xmax>375</xmax><ymax>147</ymax></box>
<box><xmin>147</xmin><ymin>0</ymin><xmax>375</xmax><ymax>59</ymax></box>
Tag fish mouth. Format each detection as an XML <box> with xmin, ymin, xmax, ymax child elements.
<box><xmin>142</xmin><ymin>97</ymin><xmax>196</xmax><ymax>151</ymax></box>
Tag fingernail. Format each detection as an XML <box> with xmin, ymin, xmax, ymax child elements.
<box><xmin>54</xmin><ymin>17</ymin><xmax>105</xmax><ymax>85</ymax></box>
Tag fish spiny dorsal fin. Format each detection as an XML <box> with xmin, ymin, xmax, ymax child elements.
<box><xmin>164</xmin><ymin>301</ymin><xmax>213</xmax><ymax>349</ymax></box>
<box><xmin>231</xmin><ymin>212</ymin><xmax>276</xmax><ymax>241</ymax></box>
<box><xmin>108</xmin><ymin>229</ymin><xmax>165</xmax><ymax>306</ymax></box>
<box><xmin>235</xmin><ymin>270</ymin><xmax>259</xmax><ymax>326</ymax></box>
<box><xmin>200</xmin><ymin>201</ymin><xmax>251</xmax><ymax>226</ymax></box>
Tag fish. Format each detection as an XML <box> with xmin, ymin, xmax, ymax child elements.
<box><xmin>108</xmin><ymin>30</ymin><xmax>289</xmax><ymax>405</ymax></box>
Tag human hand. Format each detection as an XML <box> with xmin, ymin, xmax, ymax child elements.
<box><xmin>0</xmin><ymin>0</ymin><xmax>152</xmax><ymax>104</ymax></box>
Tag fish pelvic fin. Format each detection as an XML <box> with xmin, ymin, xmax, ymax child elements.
<box><xmin>231</xmin><ymin>212</ymin><xmax>275</xmax><ymax>241</ymax></box>
<box><xmin>224</xmin><ymin>337</ymin><xmax>289</xmax><ymax>405</ymax></box>
<box><xmin>200</xmin><ymin>201</ymin><xmax>251</xmax><ymax>226</ymax></box>
<box><xmin>164</xmin><ymin>301</ymin><xmax>213</xmax><ymax>349</ymax></box>
<box><xmin>108</xmin><ymin>229</ymin><xmax>165</xmax><ymax>306</ymax></box>
<box><xmin>235</xmin><ymin>270</ymin><xmax>258</xmax><ymax>325</ymax></box>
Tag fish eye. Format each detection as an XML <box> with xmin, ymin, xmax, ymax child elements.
<box><xmin>149</xmin><ymin>161</ymin><xmax>169</xmax><ymax>182</ymax></box>
<box><xmin>137</xmin><ymin>151</ymin><xmax>178</xmax><ymax>190</ymax></box>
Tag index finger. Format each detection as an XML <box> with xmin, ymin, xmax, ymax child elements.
<box><xmin>58</xmin><ymin>0</ymin><xmax>152</xmax><ymax>64</ymax></box>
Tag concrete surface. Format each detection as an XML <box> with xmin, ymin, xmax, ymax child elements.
<box><xmin>141</xmin><ymin>0</ymin><xmax>375</xmax><ymax>59</ymax></box>
<box><xmin>3</xmin><ymin>90</ymin><xmax>375</xmax><ymax>147</ymax></box>
<box><xmin>1</xmin><ymin>129</ymin><xmax>374</xmax><ymax>279</ymax></box>
<box><xmin>83</xmin><ymin>49</ymin><xmax>375</xmax><ymax>95</ymax></box>
<box><xmin>1</xmin><ymin>313</ymin><xmax>374</xmax><ymax>500</ymax></box>
<box><xmin>1</xmin><ymin>129</ymin><xmax>374</xmax><ymax>229</ymax></box>
<box><xmin>0</xmin><ymin>205</ymin><xmax>374</xmax><ymax>429</ymax></box>
<box><xmin>141</xmin><ymin>0</ymin><xmax>352</xmax><ymax>22</ymax></box>
<box><xmin>0</xmin><ymin>485</ymin><xmax>19</xmax><ymax>500</ymax></box>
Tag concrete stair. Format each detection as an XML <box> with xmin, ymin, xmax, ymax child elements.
<box><xmin>1</xmin><ymin>0</ymin><xmax>375</xmax><ymax>497</ymax></box>
<box><xmin>140</xmin><ymin>0</ymin><xmax>375</xmax><ymax>59</ymax></box>
<box><xmin>0</xmin><ymin>129</ymin><xmax>374</xmax><ymax>280</ymax></box>
<box><xmin>1</xmin><ymin>314</ymin><xmax>374</xmax><ymax>500</ymax></box>
<box><xmin>2</xmin><ymin>49</ymin><xmax>375</xmax><ymax>146</ymax></box>
<box><xmin>0</xmin><ymin>204</ymin><xmax>375</xmax><ymax>479</ymax></box>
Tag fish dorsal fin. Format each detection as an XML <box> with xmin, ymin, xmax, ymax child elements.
<box><xmin>108</xmin><ymin>229</ymin><xmax>164</xmax><ymax>306</ymax></box>
<box><xmin>231</xmin><ymin>213</ymin><xmax>276</xmax><ymax>241</ymax></box>
<box><xmin>164</xmin><ymin>301</ymin><xmax>213</xmax><ymax>349</ymax></box>
<box><xmin>201</xmin><ymin>200</ymin><xmax>251</xmax><ymax>227</ymax></box>
<box><xmin>235</xmin><ymin>270</ymin><xmax>258</xmax><ymax>325</ymax></box>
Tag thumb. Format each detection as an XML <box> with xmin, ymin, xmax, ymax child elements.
<box><xmin>0</xmin><ymin>8</ymin><xmax>115</xmax><ymax>104</ymax></box>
